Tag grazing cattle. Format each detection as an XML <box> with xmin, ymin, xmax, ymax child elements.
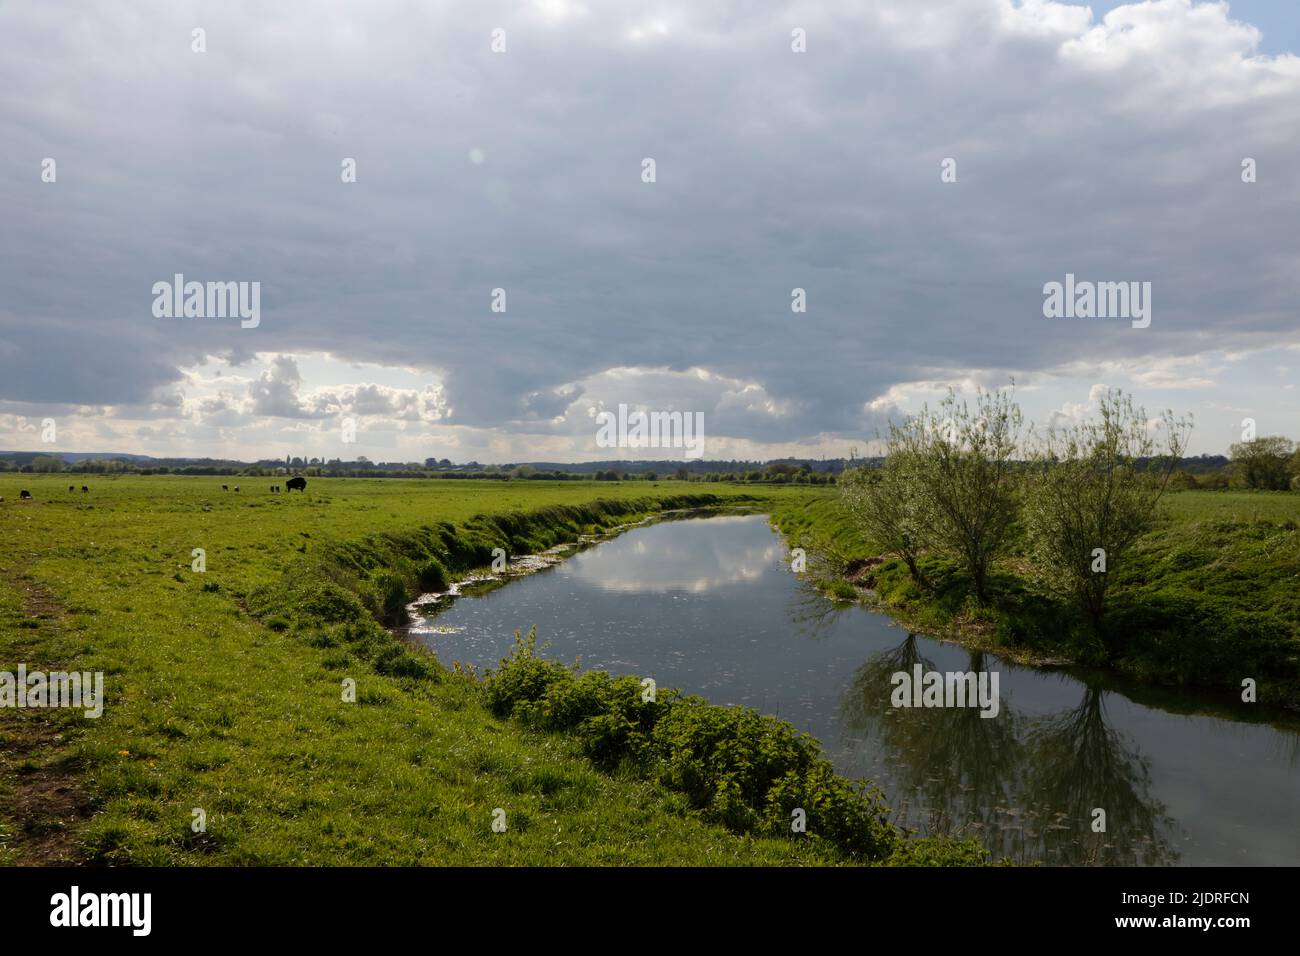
<box><xmin>68</xmin><ymin>485</ymin><xmax>75</xmax><ymax>492</ymax></box>
<box><xmin>81</xmin><ymin>485</ymin><xmax>88</xmax><ymax>493</ymax></box>
<box><xmin>222</xmin><ymin>484</ymin><xmax>228</xmax><ymax>491</ymax></box>
<box><xmin>20</xmin><ymin>490</ymin><xmax>32</xmax><ymax>499</ymax></box>
<box><xmin>286</xmin><ymin>475</ymin><xmax>307</xmax><ymax>492</ymax></box>
<box><xmin>234</xmin><ymin>486</ymin><xmax>240</xmax><ymax>492</ymax></box>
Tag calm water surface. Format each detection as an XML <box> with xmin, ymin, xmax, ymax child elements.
<box><xmin>410</xmin><ymin>514</ymin><xmax>1300</xmax><ymax>865</ymax></box>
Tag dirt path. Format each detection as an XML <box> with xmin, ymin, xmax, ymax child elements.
<box><xmin>0</xmin><ymin>574</ymin><xmax>94</xmax><ymax>865</ymax></box>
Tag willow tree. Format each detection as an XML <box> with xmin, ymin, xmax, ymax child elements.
<box><xmin>1024</xmin><ymin>389</ymin><xmax>1190</xmax><ymax>654</ymax></box>
<box><xmin>839</xmin><ymin>452</ymin><xmax>929</xmax><ymax>585</ymax></box>
<box><xmin>903</xmin><ymin>387</ymin><xmax>1023</xmax><ymax>603</ymax></box>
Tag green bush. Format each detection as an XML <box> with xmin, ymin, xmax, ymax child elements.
<box><xmin>417</xmin><ymin>557</ymin><xmax>449</xmax><ymax>592</ymax></box>
<box><xmin>482</xmin><ymin>630</ymin><xmax>957</xmax><ymax>864</ymax></box>
<box><xmin>482</xmin><ymin>630</ymin><xmax>573</xmax><ymax>718</ymax></box>
<box><xmin>365</xmin><ymin>570</ymin><xmax>411</xmax><ymax>627</ymax></box>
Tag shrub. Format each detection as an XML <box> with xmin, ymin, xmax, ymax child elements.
<box><xmin>482</xmin><ymin>630</ymin><xmax>573</xmax><ymax>719</ymax></box>
<box><xmin>365</xmin><ymin>570</ymin><xmax>411</xmax><ymax>627</ymax></box>
<box><xmin>417</xmin><ymin>557</ymin><xmax>449</xmax><ymax>592</ymax></box>
<box><xmin>483</xmin><ymin>631</ymin><xmax>911</xmax><ymax>862</ymax></box>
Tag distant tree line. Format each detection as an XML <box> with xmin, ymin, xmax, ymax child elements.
<box><xmin>0</xmin><ymin>439</ymin><xmax>1292</xmax><ymax>491</ymax></box>
<box><xmin>0</xmin><ymin>454</ymin><xmax>839</xmax><ymax>482</ymax></box>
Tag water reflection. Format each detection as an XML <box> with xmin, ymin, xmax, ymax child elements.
<box><xmin>1024</xmin><ymin>684</ymin><xmax>1179</xmax><ymax>865</ymax></box>
<box><xmin>840</xmin><ymin>635</ymin><xmax>1181</xmax><ymax>864</ymax></box>
<box><xmin>566</xmin><ymin>515</ymin><xmax>780</xmax><ymax>593</ymax></box>
<box><xmin>788</xmin><ymin>580</ymin><xmax>855</xmax><ymax>642</ymax></box>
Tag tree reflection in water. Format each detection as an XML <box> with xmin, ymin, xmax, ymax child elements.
<box><xmin>787</xmin><ymin>580</ymin><xmax>855</xmax><ymax>642</ymax></box>
<box><xmin>840</xmin><ymin>634</ymin><xmax>1181</xmax><ymax>865</ymax></box>
<box><xmin>1024</xmin><ymin>683</ymin><xmax>1179</xmax><ymax>865</ymax></box>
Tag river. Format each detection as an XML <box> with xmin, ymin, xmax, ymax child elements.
<box><xmin>408</xmin><ymin>512</ymin><xmax>1300</xmax><ymax>865</ymax></box>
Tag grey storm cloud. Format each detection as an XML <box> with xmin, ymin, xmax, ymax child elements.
<box><xmin>521</xmin><ymin>383</ymin><xmax>585</xmax><ymax>420</ymax></box>
<box><xmin>2</xmin><ymin>0</ymin><xmax>1298</xmax><ymax>448</ymax></box>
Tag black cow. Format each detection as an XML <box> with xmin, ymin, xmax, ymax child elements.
<box><xmin>222</xmin><ymin>484</ymin><xmax>228</xmax><ymax>491</ymax></box>
<box><xmin>20</xmin><ymin>489</ymin><xmax>32</xmax><ymax>499</ymax></box>
<box><xmin>81</xmin><ymin>485</ymin><xmax>88</xmax><ymax>493</ymax></box>
<box><xmin>68</xmin><ymin>485</ymin><xmax>75</xmax><ymax>492</ymax></box>
<box><xmin>234</xmin><ymin>486</ymin><xmax>240</xmax><ymax>492</ymax></box>
<box><xmin>286</xmin><ymin>476</ymin><xmax>307</xmax><ymax>492</ymax></box>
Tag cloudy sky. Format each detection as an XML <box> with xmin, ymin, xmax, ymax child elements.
<box><xmin>2</xmin><ymin>0</ymin><xmax>1297</xmax><ymax>463</ymax></box>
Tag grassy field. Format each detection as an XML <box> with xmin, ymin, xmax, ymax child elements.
<box><xmin>0</xmin><ymin>475</ymin><xmax>977</xmax><ymax>866</ymax></box>
<box><xmin>770</xmin><ymin>487</ymin><xmax>1300</xmax><ymax>709</ymax></box>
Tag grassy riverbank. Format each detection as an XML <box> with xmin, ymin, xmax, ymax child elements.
<box><xmin>0</xmin><ymin>476</ymin><xmax>980</xmax><ymax>866</ymax></box>
<box><xmin>771</xmin><ymin>488</ymin><xmax>1300</xmax><ymax>710</ymax></box>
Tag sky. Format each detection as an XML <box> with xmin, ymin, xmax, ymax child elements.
<box><xmin>1072</xmin><ymin>0</ymin><xmax>1300</xmax><ymax>54</ymax></box>
<box><xmin>2</xmin><ymin>0</ymin><xmax>1298</xmax><ymax>464</ymax></box>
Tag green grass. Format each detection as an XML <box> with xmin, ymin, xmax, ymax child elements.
<box><xmin>0</xmin><ymin>475</ymin><xmax>978</xmax><ymax>866</ymax></box>
<box><xmin>770</xmin><ymin>488</ymin><xmax>1300</xmax><ymax>709</ymax></box>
